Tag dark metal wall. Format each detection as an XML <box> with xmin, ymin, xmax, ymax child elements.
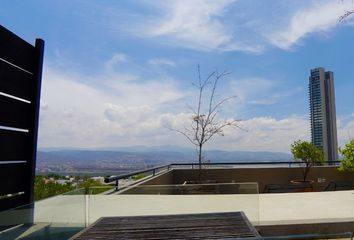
<box><xmin>142</xmin><ymin>167</ymin><xmax>354</xmax><ymax>192</ymax></box>
<box><xmin>0</xmin><ymin>25</ymin><xmax>44</xmax><ymax>211</ymax></box>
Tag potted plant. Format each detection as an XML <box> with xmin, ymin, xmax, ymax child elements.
<box><xmin>290</xmin><ymin>140</ymin><xmax>325</xmax><ymax>184</ymax></box>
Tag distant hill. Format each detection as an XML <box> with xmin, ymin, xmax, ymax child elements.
<box><xmin>36</xmin><ymin>146</ymin><xmax>292</xmax><ymax>175</ymax></box>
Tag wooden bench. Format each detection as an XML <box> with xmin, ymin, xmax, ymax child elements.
<box><xmin>263</xmin><ymin>182</ymin><xmax>313</xmax><ymax>193</ymax></box>
<box><xmin>70</xmin><ymin>212</ymin><xmax>262</xmax><ymax>239</ymax></box>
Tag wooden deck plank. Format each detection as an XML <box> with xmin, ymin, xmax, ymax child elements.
<box><xmin>70</xmin><ymin>212</ymin><xmax>261</xmax><ymax>239</ymax></box>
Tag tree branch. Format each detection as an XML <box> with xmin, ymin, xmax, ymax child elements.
<box><xmin>339</xmin><ymin>10</ymin><xmax>354</xmax><ymax>23</ymax></box>
<box><xmin>168</xmin><ymin>127</ymin><xmax>198</xmax><ymax>147</ymax></box>
<box><xmin>172</xmin><ymin>66</ymin><xmax>244</xmax><ymax>173</ymax></box>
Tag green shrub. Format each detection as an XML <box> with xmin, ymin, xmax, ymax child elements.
<box><xmin>338</xmin><ymin>139</ymin><xmax>354</xmax><ymax>172</ymax></box>
<box><xmin>291</xmin><ymin>140</ymin><xmax>324</xmax><ymax>181</ymax></box>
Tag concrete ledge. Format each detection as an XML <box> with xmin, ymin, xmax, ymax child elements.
<box><xmin>258</xmin><ymin>221</ymin><xmax>354</xmax><ymax>237</ymax></box>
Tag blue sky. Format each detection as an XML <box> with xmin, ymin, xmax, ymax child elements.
<box><xmin>1</xmin><ymin>0</ymin><xmax>354</xmax><ymax>152</ymax></box>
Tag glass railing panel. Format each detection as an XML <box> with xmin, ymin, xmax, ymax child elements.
<box><xmin>87</xmin><ymin>183</ymin><xmax>260</xmax><ymax>226</ymax></box>
<box><xmin>0</xmin><ymin>204</ymin><xmax>35</xmax><ymax>231</ymax></box>
<box><xmin>85</xmin><ymin>186</ymin><xmax>115</xmax><ymax>195</ymax></box>
<box><xmin>34</xmin><ymin>188</ymin><xmax>86</xmax><ymax>226</ymax></box>
<box><xmin>0</xmin><ymin>188</ymin><xmax>86</xmax><ymax>240</ymax></box>
<box><xmin>119</xmin><ymin>182</ymin><xmax>257</xmax><ymax>195</ymax></box>
<box><xmin>259</xmin><ymin>190</ymin><xmax>354</xmax><ymax>226</ymax></box>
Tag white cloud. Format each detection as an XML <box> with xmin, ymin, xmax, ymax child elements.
<box><xmin>38</xmin><ymin>53</ymin><xmax>354</xmax><ymax>152</ymax></box>
<box><xmin>105</xmin><ymin>78</ymin><xmax>184</xmax><ymax>106</ymax></box>
<box><xmin>230</xmin><ymin>78</ymin><xmax>276</xmax><ymax>105</ymax></box>
<box><xmin>38</xmin><ymin>63</ymin><xmax>308</xmax><ymax>151</ymax></box>
<box><xmin>139</xmin><ymin>0</ymin><xmax>263</xmax><ymax>53</ymax></box>
<box><xmin>39</xmin><ymin>67</ymin><xmax>354</xmax><ymax>152</ymax></box>
<box><xmin>41</xmin><ymin>69</ymin><xmax>107</xmax><ymax>113</ymax></box>
<box><xmin>148</xmin><ymin>58</ymin><xmax>176</xmax><ymax>67</ymax></box>
<box><xmin>106</xmin><ymin>53</ymin><xmax>127</xmax><ymax>65</ymax></box>
<box><xmin>208</xmin><ymin>116</ymin><xmax>310</xmax><ymax>152</ymax></box>
<box><xmin>337</xmin><ymin>117</ymin><xmax>354</xmax><ymax>147</ymax></box>
<box><xmin>125</xmin><ymin>0</ymin><xmax>354</xmax><ymax>52</ymax></box>
<box><xmin>228</xmin><ymin>77</ymin><xmax>300</xmax><ymax>108</ymax></box>
<box><xmin>38</xmin><ymin>62</ymin><xmax>186</xmax><ymax>148</ymax></box>
<box><xmin>104</xmin><ymin>104</ymin><xmax>152</xmax><ymax>125</ymax></box>
<box><xmin>85</xmin><ymin>1</ymin><xmax>354</xmax><ymax>53</ymax></box>
<box><xmin>105</xmin><ymin>53</ymin><xmax>132</xmax><ymax>74</ymax></box>
<box><xmin>269</xmin><ymin>1</ymin><xmax>354</xmax><ymax>49</ymax></box>
<box><xmin>149</xmin><ymin>0</ymin><xmax>232</xmax><ymax>45</ymax></box>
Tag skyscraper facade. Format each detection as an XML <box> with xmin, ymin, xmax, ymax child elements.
<box><xmin>309</xmin><ymin>67</ymin><xmax>338</xmax><ymax>163</ymax></box>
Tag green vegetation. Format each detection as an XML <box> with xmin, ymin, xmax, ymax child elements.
<box><xmin>34</xmin><ymin>175</ymin><xmax>112</xmax><ymax>201</ymax></box>
<box><xmin>78</xmin><ymin>177</ymin><xmax>112</xmax><ymax>194</ymax></box>
<box><xmin>338</xmin><ymin>139</ymin><xmax>354</xmax><ymax>172</ymax></box>
<box><xmin>131</xmin><ymin>173</ymin><xmax>148</xmax><ymax>180</ymax></box>
<box><xmin>34</xmin><ymin>176</ymin><xmax>75</xmax><ymax>201</ymax></box>
<box><xmin>291</xmin><ymin>140</ymin><xmax>324</xmax><ymax>181</ymax></box>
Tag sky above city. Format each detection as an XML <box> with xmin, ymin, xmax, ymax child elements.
<box><xmin>1</xmin><ymin>0</ymin><xmax>354</xmax><ymax>152</ymax></box>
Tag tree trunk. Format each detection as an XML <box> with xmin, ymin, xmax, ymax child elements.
<box><xmin>198</xmin><ymin>144</ymin><xmax>202</xmax><ymax>182</ymax></box>
<box><xmin>303</xmin><ymin>163</ymin><xmax>310</xmax><ymax>181</ymax></box>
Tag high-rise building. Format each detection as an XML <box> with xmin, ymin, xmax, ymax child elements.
<box><xmin>309</xmin><ymin>67</ymin><xmax>338</xmax><ymax>163</ymax></box>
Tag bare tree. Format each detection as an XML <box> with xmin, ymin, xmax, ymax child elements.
<box><xmin>172</xmin><ymin>66</ymin><xmax>241</xmax><ymax>180</ymax></box>
<box><xmin>338</xmin><ymin>0</ymin><xmax>354</xmax><ymax>22</ymax></box>
<box><xmin>339</xmin><ymin>10</ymin><xmax>354</xmax><ymax>22</ymax></box>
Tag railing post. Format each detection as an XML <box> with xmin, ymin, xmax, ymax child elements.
<box><xmin>115</xmin><ymin>180</ymin><xmax>119</xmax><ymax>191</ymax></box>
<box><xmin>85</xmin><ymin>188</ymin><xmax>89</xmax><ymax>227</ymax></box>
<box><xmin>153</xmin><ymin>169</ymin><xmax>156</xmax><ymax>176</ymax></box>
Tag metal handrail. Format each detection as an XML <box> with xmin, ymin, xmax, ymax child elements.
<box><xmin>170</xmin><ymin>161</ymin><xmax>341</xmax><ymax>166</ymax></box>
<box><xmin>104</xmin><ymin>160</ymin><xmax>342</xmax><ymax>191</ymax></box>
<box><xmin>104</xmin><ymin>164</ymin><xmax>170</xmax><ymax>183</ymax></box>
<box><xmin>104</xmin><ymin>164</ymin><xmax>171</xmax><ymax>190</ymax></box>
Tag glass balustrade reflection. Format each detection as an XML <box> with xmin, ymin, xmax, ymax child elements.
<box><xmin>0</xmin><ymin>189</ymin><xmax>86</xmax><ymax>240</ymax></box>
<box><xmin>87</xmin><ymin>183</ymin><xmax>260</xmax><ymax>226</ymax></box>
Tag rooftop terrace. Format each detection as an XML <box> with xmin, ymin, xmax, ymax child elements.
<box><xmin>1</xmin><ymin>163</ymin><xmax>354</xmax><ymax>239</ymax></box>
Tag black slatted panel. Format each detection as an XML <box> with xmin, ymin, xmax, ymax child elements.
<box><xmin>0</xmin><ymin>194</ymin><xmax>28</xmax><ymax>212</ymax></box>
<box><xmin>0</xmin><ymin>163</ymin><xmax>26</xmax><ymax>195</ymax></box>
<box><xmin>0</xmin><ymin>26</ymin><xmax>35</xmax><ymax>73</ymax></box>
<box><xmin>0</xmin><ymin>60</ymin><xmax>33</xmax><ymax>100</ymax></box>
<box><xmin>0</xmin><ymin>95</ymin><xmax>31</xmax><ymax>129</ymax></box>
<box><xmin>25</xmin><ymin>38</ymin><xmax>44</xmax><ymax>204</ymax></box>
<box><xmin>0</xmin><ymin>25</ymin><xmax>44</xmax><ymax>216</ymax></box>
<box><xmin>0</xmin><ymin>129</ymin><xmax>29</xmax><ymax>161</ymax></box>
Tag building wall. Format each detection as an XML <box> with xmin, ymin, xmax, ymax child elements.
<box><xmin>139</xmin><ymin>170</ymin><xmax>174</xmax><ymax>185</ymax></box>
<box><xmin>141</xmin><ymin>167</ymin><xmax>354</xmax><ymax>193</ymax></box>
<box><xmin>324</xmin><ymin>73</ymin><xmax>339</xmax><ymax>162</ymax></box>
<box><xmin>309</xmin><ymin>67</ymin><xmax>338</xmax><ymax>163</ymax></box>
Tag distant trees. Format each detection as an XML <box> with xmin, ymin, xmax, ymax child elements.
<box><xmin>172</xmin><ymin>66</ymin><xmax>240</xmax><ymax>179</ymax></box>
<box><xmin>338</xmin><ymin>139</ymin><xmax>354</xmax><ymax>172</ymax></box>
<box><xmin>34</xmin><ymin>176</ymin><xmax>74</xmax><ymax>201</ymax></box>
<box><xmin>34</xmin><ymin>175</ymin><xmax>108</xmax><ymax>200</ymax></box>
<box><xmin>290</xmin><ymin>140</ymin><xmax>325</xmax><ymax>182</ymax></box>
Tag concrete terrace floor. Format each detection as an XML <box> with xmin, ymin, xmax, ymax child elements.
<box><xmin>33</xmin><ymin>190</ymin><xmax>354</xmax><ymax>226</ymax></box>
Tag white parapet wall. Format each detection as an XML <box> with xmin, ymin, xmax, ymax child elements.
<box><xmin>32</xmin><ymin>190</ymin><xmax>354</xmax><ymax>227</ymax></box>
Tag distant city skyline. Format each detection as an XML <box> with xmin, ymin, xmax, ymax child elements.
<box><xmin>1</xmin><ymin>1</ymin><xmax>354</xmax><ymax>152</ymax></box>
<box><xmin>309</xmin><ymin>67</ymin><xmax>338</xmax><ymax>162</ymax></box>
